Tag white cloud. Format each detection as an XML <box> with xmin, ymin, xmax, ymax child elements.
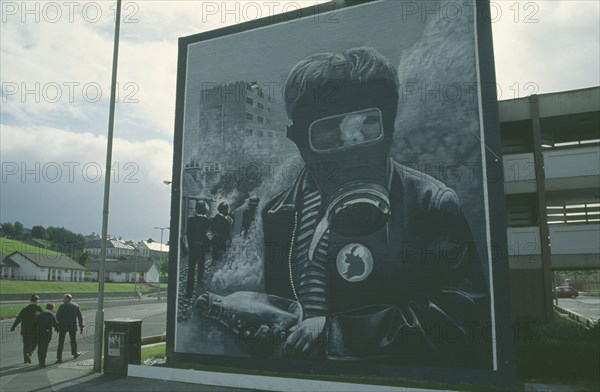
<box><xmin>1</xmin><ymin>124</ymin><xmax>172</xmax><ymax>241</ymax></box>
<box><xmin>1</xmin><ymin>0</ymin><xmax>598</xmax><ymax>240</ymax></box>
<box><xmin>491</xmin><ymin>0</ymin><xmax>600</xmax><ymax>98</ymax></box>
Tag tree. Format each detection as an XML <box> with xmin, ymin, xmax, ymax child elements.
<box><xmin>158</xmin><ymin>257</ymin><xmax>169</xmax><ymax>276</ymax></box>
<box><xmin>74</xmin><ymin>251</ymin><xmax>91</xmax><ymax>266</ymax></box>
<box><xmin>13</xmin><ymin>221</ymin><xmax>24</xmax><ymax>239</ymax></box>
<box><xmin>0</xmin><ymin>222</ymin><xmax>14</xmax><ymax>238</ymax></box>
<box><xmin>31</xmin><ymin>225</ymin><xmax>47</xmax><ymax>239</ymax></box>
<box><xmin>147</xmin><ymin>238</ymin><xmax>155</xmax><ymax>243</ymax></box>
<box><xmin>46</xmin><ymin>226</ymin><xmax>86</xmax><ymax>257</ymax></box>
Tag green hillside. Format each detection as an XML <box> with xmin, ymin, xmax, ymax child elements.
<box><xmin>0</xmin><ymin>237</ymin><xmax>62</xmax><ymax>256</ymax></box>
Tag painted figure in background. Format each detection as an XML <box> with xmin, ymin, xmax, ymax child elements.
<box><xmin>211</xmin><ymin>202</ymin><xmax>233</xmax><ymax>263</ymax></box>
<box><xmin>241</xmin><ymin>196</ymin><xmax>260</xmax><ymax>238</ymax></box>
<box><xmin>198</xmin><ymin>47</ymin><xmax>491</xmax><ymax>367</ymax></box>
<box><xmin>186</xmin><ymin>200</ymin><xmax>212</xmax><ymax>298</ymax></box>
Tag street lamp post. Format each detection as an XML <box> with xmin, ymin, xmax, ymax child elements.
<box><xmin>153</xmin><ymin>226</ymin><xmax>169</xmax><ymax>253</ymax></box>
<box><xmin>94</xmin><ymin>0</ymin><xmax>121</xmax><ymax>374</ymax></box>
<box><xmin>153</xmin><ymin>226</ymin><xmax>169</xmax><ymax>300</ymax></box>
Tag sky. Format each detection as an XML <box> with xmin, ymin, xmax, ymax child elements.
<box><xmin>1</xmin><ymin>0</ymin><xmax>599</xmax><ymax>243</ymax></box>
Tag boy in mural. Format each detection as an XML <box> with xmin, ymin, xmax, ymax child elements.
<box><xmin>198</xmin><ymin>47</ymin><xmax>491</xmax><ymax>367</ymax></box>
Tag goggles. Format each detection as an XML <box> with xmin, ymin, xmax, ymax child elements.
<box><xmin>308</xmin><ymin>108</ymin><xmax>384</xmax><ymax>152</ymax></box>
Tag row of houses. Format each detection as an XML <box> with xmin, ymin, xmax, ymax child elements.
<box><xmin>0</xmin><ymin>250</ymin><xmax>161</xmax><ymax>283</ymax></box>
<box><xmin>84</xmin><ymin>239</ymin><xmax>169</xmax><ymax>259</ymax></box>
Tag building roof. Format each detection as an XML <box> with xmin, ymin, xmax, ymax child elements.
<box><xmin>85</xmin><ymin>239</ymin><xmax>135</xmax><ymax>250</ymax></box>
<box><xmin>86</xmin><ymin>260</ymin><xmax>157</xmax><ymax>274</ymax></box>
<box><xmin>140</xmin><ymin>241</ymin><xmax>169</xmax><ymax>253</ymax></box>
<box><xmin>0</xmin><ymin>252</ymin><xmax>19</xmax><ymax>267</ymax></box>
<box><xmin>8</xmin><ymin>251</ymin><xmax>86</xmax><ymax>270</ymax></box>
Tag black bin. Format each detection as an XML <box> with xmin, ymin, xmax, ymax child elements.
<box><xmin>104</xmin><ymin>318</ymin><xmax>142</xmax><ymax>374</ymax></box>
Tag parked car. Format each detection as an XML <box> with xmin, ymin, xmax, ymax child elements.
<box><xmin>554</xmin><ymin>286</ymin><xmax>579</xmax><ymax>298</ymax></box>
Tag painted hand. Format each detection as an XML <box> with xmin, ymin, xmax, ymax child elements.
<box><xmin>284</xmin><ymin>316</ymin><xmax>325</xmax><ymax>359</ymax></box>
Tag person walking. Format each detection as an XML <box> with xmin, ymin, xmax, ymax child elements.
<box><xmin>35</xmin><ymin>303</ymin><xmax>59</xmax><ymax>368</ymax></box>
<box><xmin>10</xmin><ymin>294</ymin><xmax>42</xmax><ymax>364</ymax></box>
<box><xmin>56</xmin><ymin>294</ymin><xmax>83</xmax><ymax>363</ymax></box>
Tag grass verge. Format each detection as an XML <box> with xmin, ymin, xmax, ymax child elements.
<box><xmin>0</xmin><ymin>281</ymin><xmax>167</xmax><ymax>295</ymax></box>
<box><xmin>515</xmin><ymin>312</ymin><xmax>599</xmax><ymax>386</ymax></box>
<box><xmin>142</xmin><ymin>343</ymin><xmax>166</xmax><ymax>361</ymax></box>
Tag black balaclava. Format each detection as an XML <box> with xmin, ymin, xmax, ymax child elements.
<box><xmin>287</xmin><ymin>77</ymin><xmax>399</xmax><ymax>259</ymax></box>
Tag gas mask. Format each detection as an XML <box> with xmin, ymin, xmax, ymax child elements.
<box><xmin>287</xmin><ymin>78</ymin><xmax>398</xmax><ymax>261</ymax></box>
<box><xmin>288</xmin><ymin>76</ymin><xmax>398</xmax><ymax>260</ymax></box>
<box><xmin>308</xmin><ymin>107</ymin><xmax>391</xmax><ymax>245</ymax></box>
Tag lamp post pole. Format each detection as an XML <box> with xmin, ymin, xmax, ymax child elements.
<box><xmin>94</xmin><ymin>0</ymin><xmax>122</xmax><ymax>373</ymax></box>
<box><xmin>153</xmin><ymin>226</ymin><xmax>169</xmax><ymax>300</ymax></box>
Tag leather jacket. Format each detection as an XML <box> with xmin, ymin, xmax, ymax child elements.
<box><xmin>262</xmin><ymin>160</ymin><xmax>492</xmax><ymax>368</ymax></box>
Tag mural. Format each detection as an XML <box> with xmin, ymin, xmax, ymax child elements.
<box><xmin>169</xmin><ymin>0</ymin><xmax>511</xmax><ymax>379</ymax></box>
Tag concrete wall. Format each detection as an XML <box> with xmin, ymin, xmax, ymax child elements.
<box><xmin>550</xmin><ymin>224</ymin><xmax>600</xmax><ymax>254</ymax></box>
<box><xmin>544</xmin><ymin>146</ymin><xmax>600</xmax><ymax>179</ymax></box>
<box><xmin>507</xmin><ymin>225</ymin><xmax>600</xmax><ymax>270</ymax></box>
<box><xmin>504</xmin><ymin>152</ymin><xmax>536</xmax><ymax>182</ymax></box>
<box><xmin>538</xmin><ymin>87</ymin><xmax>600</xmax><ymax>118</ymax></box>
<box><xmin>503</xmin><ymin>147</ymin><xmax>600</xmax><ymax>194</ymax></box>
<box><xmin>510</xmin><ymin>269</ymin><xmax>547</xmax><ymax>321</ymax></box>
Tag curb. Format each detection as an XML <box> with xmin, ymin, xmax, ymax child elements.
<box><xmin>554</xmin><ymin>304</ymin><xmax>598</xmax><ymax>328</ymax></box>
<box><xmin>141</xmin><ymin>334</ymin><xmax>166</xmax><ymax>345</ymax></box>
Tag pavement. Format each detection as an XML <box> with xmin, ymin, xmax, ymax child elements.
<box><xmin>1</xmin><ymin>299</ymin><xmax>593</xmax><ymax>391</ymax></box>
<box><xmin>0</xmin><ymin>361</ymin><xmax>254</xmax><ymax>392</ymax></box>
<box><xmin>0</xmin><ymin>301</ymin><xmax>252</xmax><ymax>392</ymax></box>
<box><xmin>0</xmin><ymin>360</ymin><xmax>586</xmax><ymax>392</ymax></box>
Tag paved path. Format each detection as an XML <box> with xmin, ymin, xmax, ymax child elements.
<box><xmin>0</xmin><ymin>301</ymin><xmax>253</xmax><ymax>391</ymax></box>
<box><xmin>0</xmin><ymin>302</ymin><xmax>168</xmax><ymax>391</ymax></box>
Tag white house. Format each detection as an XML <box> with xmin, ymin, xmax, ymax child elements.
<box><xmin>4</xmin><ymin>251</ymin><xmax>86</xmax><ymax>281</ymax></box>
<box><xmin>0</xmin><ymin>251</ymin><xmax>18</xmax><ymax>279</ymax></box>
<box><xmin>84</xmin><ymin>239</ymin><xmax>136</xmax><ymax>258</ymax></box>
<box><xmin>86</xmin><ymin>260</ymin><xmax>160</xmax><ymax>283</ymax></box>
<box><xmin>137</xmin><ymin>240</ymin><xmax>169</xmax><ymax>259</ymax></box>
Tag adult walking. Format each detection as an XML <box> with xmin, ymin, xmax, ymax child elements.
<box><xmin>10</xmin><ymin>294</ymin><xmax>42</xmax><ymax>364</ymax></box>
<box><xmin>56</xmin><ymin>294</ymin><xmax>83</xmax><ymax>363</ymax></box>
<box><xmin>35</xmin><ymin>303</ymin><xmax>59</xmax><ymax>368</ymax></box>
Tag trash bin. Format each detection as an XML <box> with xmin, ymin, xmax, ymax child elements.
<box><xmin>104</xmin><ymin>318</ymin><xmax>142</xmax><ymax>374</ymax></box>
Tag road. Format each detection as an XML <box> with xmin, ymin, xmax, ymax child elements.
<box><xmin>0</xmin><ymin>301</ymin><xmax>167</xmax><ymax>391</ymax></box>
<box><xmin>556</xmin><ymin>296</ymin><xmax>600</xmax><ymax>323</ymax></box>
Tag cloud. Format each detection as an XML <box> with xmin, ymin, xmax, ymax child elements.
<box><xmin>1</xmin><ymin>124</ymin><xmax>172</xmax><ymax>241</ymax></box>
<box><xmin>491</xmin><ymin>0</ymin><xmax>600</xmax><ymax>98</ymax></box>
<box><xmin>1</xmin><ymin>0</ymin><xmax>598</xmax><ymax>241</ymax></box>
